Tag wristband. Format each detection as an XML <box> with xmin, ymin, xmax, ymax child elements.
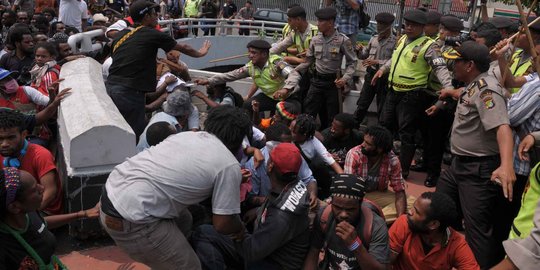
<box><xmin>348</xmin><ymin>236</ymin><xmax>362</xmax><ymax>251</ymax></box>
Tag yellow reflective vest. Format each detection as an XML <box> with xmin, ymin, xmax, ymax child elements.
<box><xmin>389</xmin><ymin>35</ymin><xmax>433</xmax><ymax>91</ymax></box>
<box><xmin>509</xmin><ymin>50</ymin><xmax>533</xmax><ymax>93</ymax></box>
<box><xmin>184</xmin><ymin>0</ymin><xmax>200</xmax><ymax>17</ymax></box>
<box><xmin>247</xmin><ymin>54</ymin><xmax>285</xmax><ymax>99</ymax></box>
<box><xmin>510</xmin><ymin>163</ymin><xmax>540</xmax><ymax>240</ymax></box>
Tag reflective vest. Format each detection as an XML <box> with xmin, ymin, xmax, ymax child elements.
<box><xmin>281</xmin><ymin>24</ymin><xmax>296</xmax><ymax>57</ymax></box>
<box><xmin>510</xmin><ymin>162</ymin><xmax>540</xmax><ymax>239</ymax></box>
<box><xmin>247</xmin><ymin>54</ymin><xmax>285</xmax><ymax>99</ymax></box>
<box><xmin>293</xmin><ymin>24</ymin><xmax>318</xmax><ymax>54</ymax></box>
<box><xmin>509</xmin><ymin>50</ymin><xmax>533</xmax><ymax>93</ymax></box>
<box><xmin>184</xmin><ymin>0</ymin><xmax>200</xmax><ymax>17</ymax></box>
<box><xmin>389</xmin><ymin>35</ymin><xmax>433</xmax><ymax>91</ymax></box>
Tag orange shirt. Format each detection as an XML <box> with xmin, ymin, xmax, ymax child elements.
<box><xmin>389</xmin><ymin>215</ymin><xmax>480</xmax><ymax>270</ymax></box>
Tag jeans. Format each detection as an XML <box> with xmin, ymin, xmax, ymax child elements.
<box><xmin>106</xmin><ymin>81</ymin><xmax>147</xmax><ymax>140</ymax></box>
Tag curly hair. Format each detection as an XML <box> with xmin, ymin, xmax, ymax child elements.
<box><xmin>421</xmin><ymin>192</ymin><xmax>458</xmax><ymax>231</ymax></box>
<box><xmin>0</xmin><ymin>109</ymin><xmax>26</xmax><ymax>132</ymax></box>
<box><xmin>205</xmin><ymin>106</ymin><xmax>252</xmax><ymax>152</ymax></box>
<box><xmin>333</xmin><ymin>113</ymin><xmax>356</xmax><ymax>131</ymax></box>
<box><xmin>265</xmin><ymin>122</ymin><xmax>291</xmax><ymax>142</ymax></box>
<box><xmin>365</xmin><ymin>125</ymin><xmax>393</xmax><ymax>153</ymax></box>
<box><xmin>293</xmin><ymin>114</ymin><xmax>316</xmax><ymax>140</ymax></box>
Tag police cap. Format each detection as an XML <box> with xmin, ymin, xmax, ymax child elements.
<box><xmin>247</xmin><ymin>40</ymin><xmax>271</xmax><ymax>50</ymax></box>
<box><xmin>287</xmin><ymin>6</ymin><xmax>306</xmax><ymax>19</ymax></box>
<box><xmin>441</xmin><ymin>15</ymin><xmax>464</xmax><ymax>32</ymax></box>
<box><xmin>375</xmin><ymin>12</ymin><xmax>395</xmax><ymax>25</ymax></box>
<box><xmin>443</xmin><ymin>41</ymin><xmax>490</xmax><ymax>69</ymax></box>
<box><xmin>426</xmin><ymin>11</ymin><xmax>442</xmax><ymax>25</ymax></box>
<box><xmin>315</xmin><ymin>7</ymin><xmax>337</xmax><ymax>20</ymax></box>
<box><xmin>527</xmin><ymin>17</ymin><xmax>540</xmax><ymax>33</ymax></box>
<box><xmin>489</xmin><ymin>17</ymin><xmax>513</xmax><ymax>29</ymax></box>
<box><xmin>403</xmin><ymin>9</ymin><xmax>427</xmax><ymax>25</ymax></box>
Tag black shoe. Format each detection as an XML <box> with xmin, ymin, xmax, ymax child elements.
<box><xmin>402</xmin><ymin>170</ymin><xmax>409</xmax><ymax>179</ymax></box>
<box><xmin>424</xmin><ymin>175</ymin><xmax>439</xmax><ymax>188</ymax></box>
<box><xmin>410</xmin><ymin>162</ymin><xmax>426</xmax><ymax>172</ymax></box>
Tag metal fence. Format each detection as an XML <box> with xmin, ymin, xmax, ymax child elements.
<box><xmin>229</xmin><ymin>0</ymin><xmax>324</xmax><ymax>21</ymax></box>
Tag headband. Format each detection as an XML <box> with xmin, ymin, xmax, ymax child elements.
<box><xmin>4</xmin><ymin>167</ymin><xmax>21</xmax><ymax>206</ymax></box>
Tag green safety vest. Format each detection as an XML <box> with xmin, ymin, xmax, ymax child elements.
<box><xmin>184</xmin><ymin>0</ymin><xmax>200</xmax><ymax>17</ymax></box>
<box><xmin>510</xmin><ymin>162</ymin><xmax>540</xmax><ymax>240</ymax></box>
<box><xmin>389</xmin><ymin>35</ymin><xmax>433</xmax><ymax>91</ymax></box>
<box><xmin>509</xmin><ymin>49</ymin><xmax>533</xmax><ymax>93</ymax></box>
<box><xmin>282</xmin><ymin>24</ymin><xmax>292</xmax><ymax>38</ymax></box>
<box><xmin>293</xmin><ymin>25</ymin><xmax>318</xmax><ymax>54</ymax></box>
<box><xmin>247</xmin><ymin>54</ymin><xmax>285</xmax><ymax>99</ymax></box>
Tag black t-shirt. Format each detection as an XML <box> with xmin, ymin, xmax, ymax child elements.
<box><xmin>222</xmin><ymin>2</ymin><xmax>237</xmax><ymax>18</ymax></box>
<box><xmin>0</xmin><ymin>212</ymin><xmax>57</xmax><ymax>270</ymax></box>
<box><xmin>108</xmin><ymin>26</ymin><xmax>177</xmax><ymax>92</ymax></box>
<box><xmin>321</xmin><ymin>129</ymin><xmax>363</xmax><ymax>166</ymax></box>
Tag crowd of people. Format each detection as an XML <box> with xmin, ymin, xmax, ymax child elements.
<box><xmin>0</xmin><ymin>0</ymin><xmax>540</xmax><ymax>270</ymax></box>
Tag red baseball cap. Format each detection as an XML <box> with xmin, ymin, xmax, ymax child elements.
<box><xmin>270</xmin><ymin>143</ymin><xmax>302</xmax><ymax>175</ymax></box>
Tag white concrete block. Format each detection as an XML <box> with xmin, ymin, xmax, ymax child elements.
<box><xmin>57</xmin><ymin>57</ymin><xmax>136</xmax><ymax>176</ymax></box>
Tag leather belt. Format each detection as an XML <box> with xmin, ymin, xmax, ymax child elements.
<box><xmin>454</xmin><ymin>154</ymin><xmax>499</xmax><ymax>163</ymax></box>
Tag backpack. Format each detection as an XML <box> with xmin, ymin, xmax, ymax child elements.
<box><xmin>224</xmin><ymin>87</ymin><xmax>244</xmax><ymax>108</ymax></box>
<box><xmin>319</xmin><ymin>198</ymin><xmax>384</xmax><ymax>250</ymax></box>
<box><xmin>358</xmin><ymin>2</ymin><xmax>371</xmax><ymax>29</ymax></box>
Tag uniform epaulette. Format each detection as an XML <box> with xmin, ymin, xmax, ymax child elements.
<box><xmin>477</xmin><ymin>78</ymin><xmax>488</xmax><ymax>89</ymax></box>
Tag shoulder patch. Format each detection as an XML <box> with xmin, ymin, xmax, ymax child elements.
<box><xmin>483</xmin><ymin>96</ymin><xmax>495</xmax><ymax>109</ymax></box>
<box><xmin>477</xmin><ymin>78</ymin><xmax>488</xmax><ymax>89</ymax></box>
<box><xmin>479</xmin><ymin>90</ymin><xmax>493</xmax><ymax>99</ymax></box>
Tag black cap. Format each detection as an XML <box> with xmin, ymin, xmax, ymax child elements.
<box><xmin>403</xmin><ymin>9</ymin><xmax>427</xmax><ymax>25</ymax></box>
<box><xmin>315</xmin><ymin>7</ymin><xmax>337</xmax><ymax>20</ymax></box>
<box><xmin>375</xmin><ymin>12</ymin><xmax>395</xmax><ymax>25</ymax></box>
<box><xmin>426</xmin><ymin>11</ymin><xmax>442</xmax><ymax>24</ymax></box>
<box><xmin>287</xmin><ymin>6</ymin><xmax>306</xmax><ymax>18</ymax></box>
<box><xmin>130</xmin><ymin>0</ymin><xmax>159</xmax><ymax>22</ymax></box>
<box><xmin>489</xmin><ymin>17</ymin><xmax>513</xmax><ymax>29</ymax></box>
<box><xmin>443</xmin><ymin>41</ymin><xmax>490</xmax><ymax>67</ymax></box>
<box><xmin>441</xmin><ymin>15</ymin><xmax>464</xmax><ymax>32</ymax></box>
<box><xmin>528</xmin><ymin>17</ymin><xmax>540</xmax><ymax>33</ymax></box>
<box><xmin>247</xmin><ymin>39</ymin><xmax>271</xmax><ymax>50</ymax></box>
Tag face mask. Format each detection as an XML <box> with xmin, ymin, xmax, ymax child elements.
<box><xmin>2</xmin><ymin>79</ymin><xmax>18</xmax><ymax>94</ymax></box>
<box><xmin>361</xmin><ymin>146</ymin><xmax>377</xmax><ymax>157</ymax></box>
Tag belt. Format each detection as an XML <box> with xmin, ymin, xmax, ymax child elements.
<box><xmin>103</xmin><ymin>211</ymin><xmax>126</xmax><ymax>232</ymax></box>
<box><xmin>454</xmin><ymin>154</ymin><xmax>499</xmax><ymax>163</ymax></box>
<box><xmin>313</xmin><ymin>72</ymin><xmax>337</xmax><ymax>80</ymax></box>
<box><xmin>390</xmin><ymin>82</ymin><xmax>427</xmax><ymax>90</ymax></box>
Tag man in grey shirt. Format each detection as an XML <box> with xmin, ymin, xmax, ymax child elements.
<box><xmin>99</xmin><ymin>106</ymin><xmax>252</xmax><ymax>270</ymax></box>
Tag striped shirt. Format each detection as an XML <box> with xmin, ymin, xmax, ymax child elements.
<box><xmin>508</xmin><ymin>73</ymin><xmax>540</xmax><ymax>176</ymax></box>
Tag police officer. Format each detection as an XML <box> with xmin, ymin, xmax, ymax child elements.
<box><xmin>292</xmin><ymin>7</ymin><xmax>357</xmax><ymax>129</ymax></box>
<box><xmin>489</xmin><ymin>16</ymin><xmax>515</xmax><ymax>39</ymax></box>
<box><xmin>353</xmin><ymin>12</ymin><xmax>396</xmax><ymax>125</ymax></box>
<box><xmin>506</xmin><ymin>18</ymin><xmax>540</xmax><ymax>93</ymax></box>
<box><xmin>195</xmin><ymin>40</ymin><xmax>299</xmax><ymax>116</ymax></box>
<box><xmin>438</xmin><ymin>41</ymin><xmax>516</xmax><ymax>269</ymax></box>
<box><xmin>418</xmin><ymin>15</ymin><xmax>465</xmax><ymax>187</ymax></box>
<box><xmin>270</xmin><ymin>6</ymin><xmax>318</xmax><ymax>66</ymax></box>
<box><xmin>372</xmin><ymin>9</ymin><xmax>453</xmax><ymax>178</ymax></box>
<box><xmin>424</xmin><ymin>10</ymin><xmax>442</xmax><ymax>40</ymax></box>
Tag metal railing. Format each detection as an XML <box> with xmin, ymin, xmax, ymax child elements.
<box><xmin>158</xmin><ymin>17</ymin><xmax>287</xmax><ymax>38</ymax></box>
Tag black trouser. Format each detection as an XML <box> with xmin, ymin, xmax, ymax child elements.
<box><xmin>380</xmin><ymin>89</ymin><xmax>431</xmax><ymax>174</ymax></box>
<box><xmin>239</xmin><ymin>22</ymin><xmax>250</xmax><ymax>35</ymax></box>
<box><xmin>106</xmin><ymin>81</ymin><xmax>146</xmax><ymax>141</ymax></box>
<box><xmin>420</xmin><ymin>95</ymin><xmax>455</xmax><ymax>177</ymax></box>
<box><xmin>354</xmin><ymin>68</ymin><xmax>388</xmax><ymax>125</ymax></box>
<box><xmin>436</xmin><ymin>155</ymin><xmax>511</xmax><ymax>269</ymax></box>
<box><xmin>203</xmin><ymin>21</ymin><xmax>216</xmax><ymax>36</ymax></box>
<box><xmin>304</xmin><ymin>74</ymin><xmax>339</xmax><ymax>130</ymax></box>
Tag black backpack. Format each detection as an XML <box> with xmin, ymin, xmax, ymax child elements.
<box><xmin>358</xmin><ymin>3</ymin><xmax>371</xmax><ymax>29</ymax></box>
<box><xmin>224</xmin><ymin>87</ymin><xmax>244</xmax><ymax>108</ymax></box>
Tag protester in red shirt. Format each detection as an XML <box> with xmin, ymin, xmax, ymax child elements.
<box><xmin>389</xmin><ymin>192</ymin><xmax>479</xmax><ymax>270</ymax></box>
<box><xmin>0</xmin><ymin>110</ymin><xmax>62</xmax><ymax>215</ymax></box>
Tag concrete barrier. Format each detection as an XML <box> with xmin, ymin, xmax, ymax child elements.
<box><xmin>57</xmin><ymin>57</ymin><xmax>136</xmax><ymax>176</ymax></box>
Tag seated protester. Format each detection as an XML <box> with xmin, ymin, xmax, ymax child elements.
<box><xmin>0</xmin><ymin>167</ymin><xmax>100</xmax><ymax>270</ymax></box>
<box><xmin>344</xmin><ymin>125</ymin><xmax>409</xmax><ymax>223</ymax></box>
<box><xmin>253</xmin><ymin>100</ymin><xmax>300</xmax><ymax>131</ymax></box>
<box><xmin>30</xmin><ymin>43</ymin><xmax>60</xmax><ymax>97</ymax></box>
<box><xmin>0</xmin><ymin>110</ymin><xmax>63</xmax><ymax>215</ymax></box>
<box><xmin>291</xmin><ymin>114</ymin><xmax>343</xmax><ymax>199</ymax></box>
<box><xmin>158</xmin><ymin>49</ymin><xmax>190</xmax><ymax>81</ymax></box>
<box><xmin>304</xmin><ymin>174</ymin><xmax>390</xmax><ymax>270</ymax></box>
<box><xmin>146</xmin><ymin>121</ymin><xmax>177</xmax><ymax>147</ymax></box>
<box><xmin>245</xmin><ymin>122</ymin><xmax>317</xmax><ymax>209</ymax></box>
<box><xmin>319</xmin><ymin>113</ymin><xmax>363</xmax><ymax>167</ymax></box>
<box><xmin>136</xmin><ymin>90</ymin><xmax>199</xmax><ymax>152</ymax></box>
<box><xmin>192</xmin><ymin>83</ymin><xmax>243</xmax><ymax>109</ymax></box>
<box><xmin>145</xmin><ymin>74</ymin><xmax>178</xmax><ymax>113</ymax></box>
<box><xmin>192</xmin><ymin>143</ymin><xmax>311</xmax><ymax>270</ymax></box>
<box><xmin>389</xmin><ymin>192</ymin><xmax>479</xmax><ymax>270</ymax></box>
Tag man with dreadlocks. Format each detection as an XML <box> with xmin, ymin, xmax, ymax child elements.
<box><xmin>304</xmin><ymin>174</ymin><xmax>390</xmax><ymax>269</ymax></box>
